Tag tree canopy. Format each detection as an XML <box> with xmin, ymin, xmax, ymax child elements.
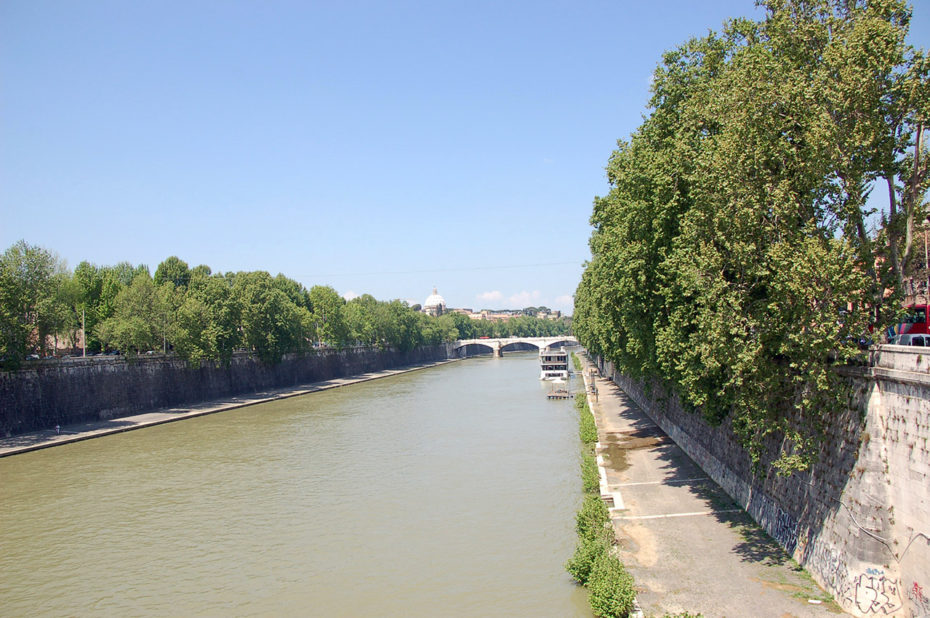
<box><xmin>0</xmin><ymin>243</ymin><xmax>571</xmax><ymax>368</ymax></box>
<box><xmin>574</xmin><ymin>0</ymin><xmax>929</xmax><ymax>474</ymax></box>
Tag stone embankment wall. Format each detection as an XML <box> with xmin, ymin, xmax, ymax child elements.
<box><xmin>0</xmin><ymin>344</ymin><xmax>454</xmax><ymax>436</ymax></box>
<box><xmin>596</xmin><ymin>347</ymin><xmax>930</xmax><ymax>618</ymax></box>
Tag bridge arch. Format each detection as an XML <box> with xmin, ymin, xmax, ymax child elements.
<box><xmin>452</xmin><ymin>336</ymin><xmax>577</xmax><ymax>357</ymax></box>
<box><xmin>499</xmin><ymin>341</ymin><xmax>541</xmax><ymax>353</ymax></box>
<box><xmin>540</xmin><ymin>338</ymin><xmax>575</xmax><ymax>350</ymax></box>
<box><xmin>455</xmin><ymin>342</ymin><xmax>497</xmax><ymax>356</ymax></box>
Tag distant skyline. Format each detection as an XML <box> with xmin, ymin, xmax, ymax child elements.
<box><xmin>3</xmin><ymin>1</ymin><xmax>928</xmax><ymax>314</ymax></box>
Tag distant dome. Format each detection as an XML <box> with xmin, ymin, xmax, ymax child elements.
<box><xmin>423</xmin><ymin>287</ymin><xmax>446</xmax><ymax>315</ymax></box>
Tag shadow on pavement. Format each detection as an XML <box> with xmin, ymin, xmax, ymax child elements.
<box><xmin>604</xmin><ymin>376</ymin><xmax>799</xmax><ymax>570</ymax></box>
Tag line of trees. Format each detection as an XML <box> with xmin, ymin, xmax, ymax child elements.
<box><xmin>0</xmin><ymin>241</ymin><xmax>571</xmax><ymax>369</ymax></box>
<box><xmin>574</xmin><ymin>0</ymin><xmax>929</xmax><ymax>474</ymax></box>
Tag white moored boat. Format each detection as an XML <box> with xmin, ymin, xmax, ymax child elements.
<box><xmin>539</xmin><ymin>347</ymin><xmax>569</xmax><ymax>380</ymax></box>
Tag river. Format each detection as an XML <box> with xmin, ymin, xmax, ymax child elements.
<box><xmin>0</xmin><ymin>352</ymin><xmax>591</xmax><ymax>617</ymax></box>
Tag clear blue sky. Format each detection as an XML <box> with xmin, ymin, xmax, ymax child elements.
<box><xmin>2</xmin><ymin>1</ymin><xmax>928</xmax><ymax>314</ymax></box>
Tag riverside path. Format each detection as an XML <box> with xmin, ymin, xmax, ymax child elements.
<box><xmin>579</xmin><ymin>355</ymin><xmax>845</xmax><ymax>617</ymax></box>
<box><xmin>0</xmin><ymin>358</ymin><xmax>459</xmax><ymax>458</ymax></box>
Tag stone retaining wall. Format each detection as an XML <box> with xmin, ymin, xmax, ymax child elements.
<box><xmin>596</xmin><ymin>349</ymin><xmax>930</xmax><ymax>618</ymax></box>
<box><xmin>0</xmin><ymin>344</ymin><xmax>454</xmax><ymax>436</ymax></box>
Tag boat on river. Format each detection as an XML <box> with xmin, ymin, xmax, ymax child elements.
<box><xmin>539</xmin><ymin>347</ymin><xmax>569</xmax><ymax>380</ymax></box>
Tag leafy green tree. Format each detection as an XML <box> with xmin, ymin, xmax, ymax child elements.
<box><xmin>439</xmin><ymin>311</ymin><xmax>477</xmax><ymax>339</ymax></box>
<box><xmin>235</xmin><ymin>272</ymin><xmax>313</xmax><ymax>364</ymax></box>
<box><xmin>110</xmin><ymin>262</ymin><xmax>149</xmax><ymax>287</ymax></box>
<box><xmin>273</xmin><ymin>274</ymin><xmax>312</xmax><ymax>310</ymax></box>
<box><xmin>95</xmin><ymin>272</ymin><xmax>166</xmax><ymax>354</ymax></box>
<box><xmin>0</xmin><ymin>241</ymin><xmax>69</xmax><ymax>365</ymax></box>
<box><xmin>416</xmin><ymin>312</ymin><xmax>458</xmax><ymax>345</ymax></box>
<box><xmin>72</xmin><ymin>261</ymin><xmax>105</xmax><ymax>352</ymax></box>
<box><xmin>153</xmin><ymin>256</ymin><xmax>191</xmax><ymax>289</ymax></box>
<box><xmin>190</xmin><ymin>264</ymin><xmax>212</xmax><ymax>279</ymax></box>
<box><xmin>371</xmin><ymin>300</ymin><xmax>417</xmax><ymax>351</ymax></box>
<box><xmin>345</xmin><ymin>294</ymin><xmax>379</xmax><ymax>346</ymax></box>
<box><xmin>96</xmin><ymin>267</ymin><xmax>126</xmax><ymax>322</ymax></box>
<box><xmin>310</xmin><ymin>285</ymin><xmax>349</xmax><ymax>347</ymax></box>
<box><xmin>73</xmin><ymin>262</ymin><xmax>145</xmax><ymax>353</ymax></box>
<box><xmin>173</xmin><ymin>274</ymin><xmax>241</xmax><ymax>366</ymax></box>
<box><xmin>575</xmin><ymin>0</ymin><xmax>927</xmax><ymax>474</ymax></box>
<box><xmin>46</xmin><ymin>270</ymin><xmax>81</xmax><ymax>352</ymax></box>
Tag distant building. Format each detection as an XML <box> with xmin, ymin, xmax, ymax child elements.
<box><xmin>424</xmin><ymin>294</ymin><xmax>564</xmax><ymax>321</ymax></box>
<box><xmin>476</xmin><ymin>309</ymin><xmax>520</xmax><ymax>321</ymax></box>
<box><xmin>422</xmin><ymin>287</ymin><xmax>446</xmax><ymax>317</ymax></box>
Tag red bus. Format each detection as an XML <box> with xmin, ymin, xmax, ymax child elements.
<box><xmin>892</xmin><ymin>304</ymin><xmax>930</xmax><ymax>336</ymax></box>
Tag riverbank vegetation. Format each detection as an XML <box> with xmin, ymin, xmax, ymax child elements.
<box><xmin>0</xmin><ymin>243</ymin><xmax>571</xmax><ymax>368</ymax></box>
<box><xmin>573</xmin><ymin>0</ymin><xmax>929</xmax><ymax>475</ymax></box>
<box><xmin>566</xmin><ymin>391</ymin><xmax>636</xmax><ymax>617</ymax></box>
<box><xmin>571</xmin><ymin>351</ymin><xmax>583</xmax><ymax>372</ymax></box>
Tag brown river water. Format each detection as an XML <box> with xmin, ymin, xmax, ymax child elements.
<box><xmin>0</xmin><ymin>352</ymin><xmax>591</xmax><ymax>617</ymax></box>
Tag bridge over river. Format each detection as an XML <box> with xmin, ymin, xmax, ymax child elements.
<box><xmin>453</xmin><ymin>336</ymin><xmax>577</xmax><ymax>356</ymax></box>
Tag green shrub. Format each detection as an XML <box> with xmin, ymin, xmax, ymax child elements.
<box><xmin>576</xmin><ymin>494</ymin><xmax>610</xmax><ymax>541</ymax></box>
<box><xmin>582</xmin><ymin>451</ymin><xmax>600</xmax><ymax>494</ymax></box>
<box><xmin>574</xmin><ymin>391</ymin><xmax>587</xmax><ymax>410</ymax></box>
<box><xmin>579</xmin><ymin>407</ymin><xmax>598</xmax><ymax>445</ymax></box>
<box><xmin>588</xmin><ymin>551</ymin><xmax>635</xmax><ymax>618</ymax></box>
<box><xmin>565</xmin><ymin>536</ymin><xmax>606</xmax><ymax>584</ymax></box>
<box><xmin>565</xmin><ymin>368</ymin><xmax>638</xmax><ymax>617</ymax></box>
<box><xmin>576</xmin><ymin>392</ymin><xmax>597</xmax><ymax>444</ymax></box>
<box><xmin>571</xmin><ymin>352</ymin><xmax>582</xmax><ymax>371</ymax></box>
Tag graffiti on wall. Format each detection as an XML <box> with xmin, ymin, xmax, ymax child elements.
<box><xmin>909</xmin><ymin>580</ymin><xmax>930</xmax><ymax>617</ymax></box>
<box><xmin>773</xmin><ymin>508</ymin><xmax>799</xmax><ymax>554</ymax></box>
<box><xmin>806</xmin><ymin>543</ymin><xmax>851</xmax><ymax>602</ymax></box>
<box><xmin>804</xmin><ymin>543</ymin><xmax>917</xmax><ymax>616</ymax></box>
<box><xmin>852</xmin><ymin>569</ymin><xmax>902</xmax><ymax>615</ymax></box>
<box><xmin>748</xmin><ymin>492</ymin><xmax>799</xmax><ymax>554</ymax></box>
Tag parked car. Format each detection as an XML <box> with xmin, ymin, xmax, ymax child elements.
<box><xmin>889</xmin><ymin>333</ymin><xmax>930</xmax><ymax>346</ymax></box>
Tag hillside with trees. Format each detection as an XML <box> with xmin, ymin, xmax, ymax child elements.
<box><xmin>573</xmin><ymin>0</ymin><xmax>929</xmax><ymax>474</ymax></box>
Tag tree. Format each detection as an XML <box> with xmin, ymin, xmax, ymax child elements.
<box><xmin>95</xmin><ymin>272</ymin><xmax>166</xmax><ymax>354</ymax></box>
<box><xmin>153</xmin><ymin>256</ymin><xmax>191</xmax><ymax>289</ymax></box>
<box><xmin>440</xmin><ymin>311</ymin><xmax>477</xmax><ymax>340</ymax></box>
<box><xmin>309</xmin><ymin>285</ymin><xmax>349</xmax><ymax>347</ymax></box>
<box><xmin>574</xmin><ymin>0</ymin><xmax>927</xmax><ymax>474</ymax></box>
<box><xmin>235</xmin><ymin>272</ymin><xmax>313</xmax><ymax>364</ymax></box>
<box><xmin>345</xmin><ymin>294</ymin><xmax>379</xmax><ymax>346</ymax></box>
<box><xmin>72</xmin><ymin>261</ymin><xmax>104</xmax><ymax>352</ymax></box>
<box><xmin>173</xmin><ymin>274</ymin><xmax>241</xmax><ymax>367</ymax></box>
<box><xmin>377</xmin><ymin>300</ymin><xmax>421</xmax><ymax>351</ymax></box>
<box><xmin>273</xmin><ymin>274</ymin><xmax>312</xmax><ymax>310</ymax></box>
<box><xmin>0</xmin><ymin>241</ymin><xmax>69</xmax><ymax>366</ymax></box>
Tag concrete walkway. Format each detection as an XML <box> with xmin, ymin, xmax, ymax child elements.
<box><xmin>579</xmin><ymin>357</ymin><xmax>845</xmax><ymax>617</ymax></box>
<box><xmin>0</xmin><ymin>358</ymin><xmax>459</xmax><ymax>458</ymax></box>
